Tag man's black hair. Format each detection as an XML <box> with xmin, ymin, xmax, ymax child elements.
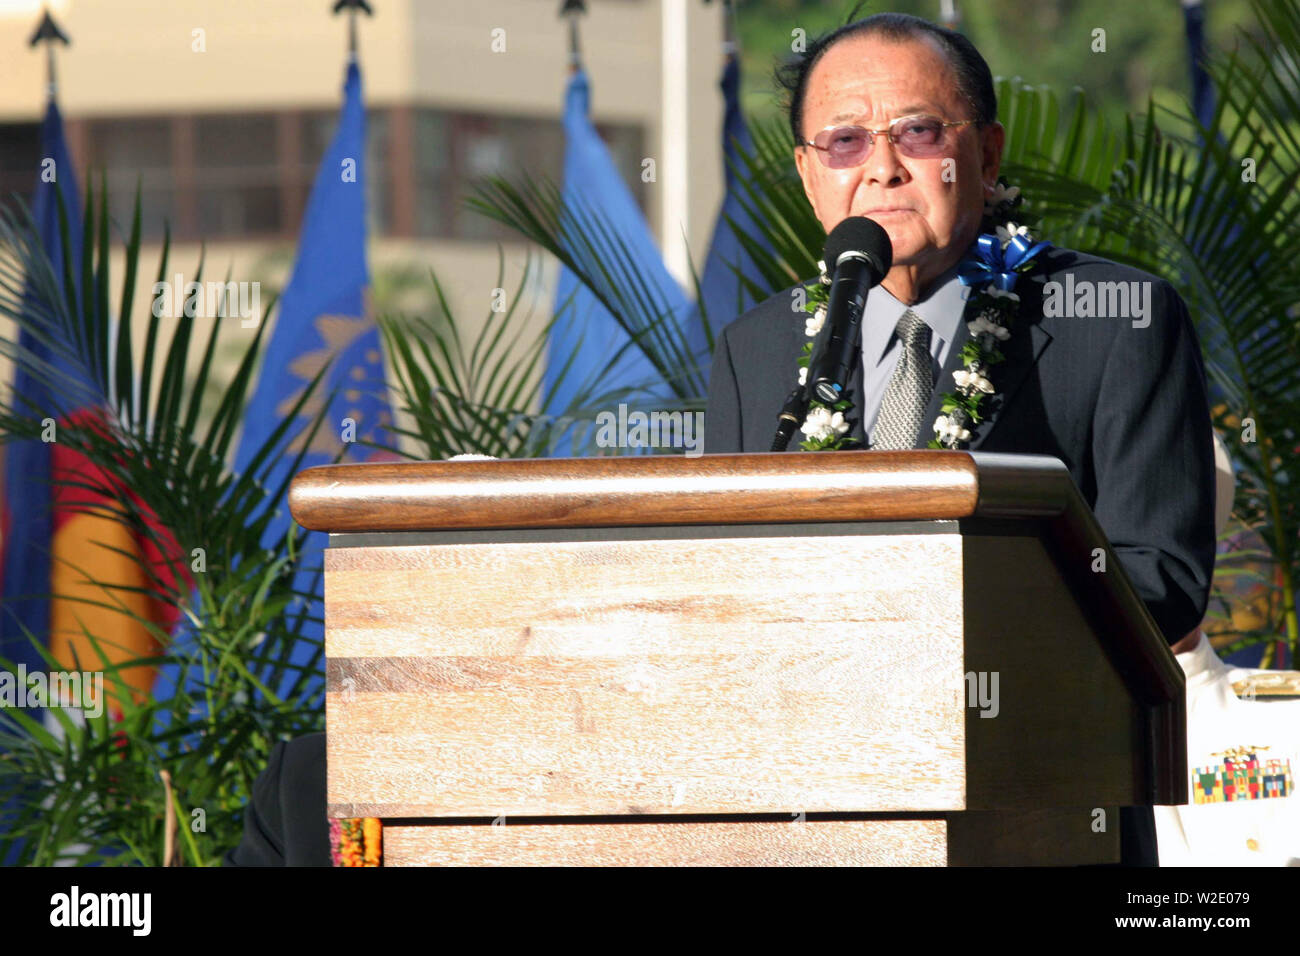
<box><xmin>775</xmin><ymin>10</ymin><xmax>998</xmax><ymax>145</ymax></box>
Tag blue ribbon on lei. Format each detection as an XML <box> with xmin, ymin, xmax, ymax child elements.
<box><xmin>958</xmin><ymin>232</ymin><xmax>1053</xmax><ymax>292</ymax></box>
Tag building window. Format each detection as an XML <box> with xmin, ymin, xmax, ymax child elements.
<box><xmin>194</xmin><ymin>114</ymin><xmax>282</xmax><ymax>238</ymax></box>
<box><xmin>83</xmin><ymin>118</ymin><xmax>175</xmax><ymax>240</ymax></box>
<box><xmin>412</xmin><ymin>110</ymin><xmax>452</xmax><ymax>238</ymax></box>
<box><xmin>0</xmin><ymin>122</ymin><xmax>41</xmax><ymax>218</ymax></box>
<box><xmin>72</xmin><ymin>107</ymin><xmax>645</xmax><ymax>244</ymax></box>
<box><xmin>412</xmin><ymin>108</ymin><xmax>644</xmax><ymax>241</ymax></box>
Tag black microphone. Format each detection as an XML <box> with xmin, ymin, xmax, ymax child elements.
<box><xmin>806</xmin><ymin>217</ymin><xmax>892</xmax><ymax>406</ymax></box>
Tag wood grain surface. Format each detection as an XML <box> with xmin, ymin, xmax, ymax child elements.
<box><xmin>380</xmin><ymin>808</ymin><xmax>1117</xmax><ymax>866</ymax></box>
<box><xmin>383</xmin><ymin>818</ymin><xmax>948</xmax><ymax>866</ymax></box>
<box><xmin>291</xmin><ymin>450</ymin><xmax>1062</xmax><ymax>534</ymax></box>
<box><xmin>326</xmin><ymin>532</ymin><xmax>968</xmax><ymax>818</ymax></box>
<box><xmin>296</xmin><ymin>451</ymin><xmax>1182</xmax><ymax>772</ymax></box>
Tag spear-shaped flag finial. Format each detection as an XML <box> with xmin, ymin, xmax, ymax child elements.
<box><xmin>332</xmin><ymin>0</ymin><xmax>374</xmax><ymax>61</ymax></box>
<box><xmin>559</xmin><ymin>0</ymin><xmax>586</xmax><ymax>71</ymax></box>
<box><xmin>28</xmin><ymin>7</ymin><xmax>71</xmax><ymax>98</ymax></box>
<box><xmin>27</xmin><ymin>8</ymin><xmax>70</xmax><ymax>47</ymax></box>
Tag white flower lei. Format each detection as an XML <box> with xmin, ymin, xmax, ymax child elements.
<box><xmin>794</xmin><ymin>180</ymin><xmax>1050</xmax><ymax>451</ymax></box>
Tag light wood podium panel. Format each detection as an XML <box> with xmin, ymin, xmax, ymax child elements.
<box><xmin>291</xmin><ymin>451</ymin><xmax>1186</xmax><ymax>865</ymax></box>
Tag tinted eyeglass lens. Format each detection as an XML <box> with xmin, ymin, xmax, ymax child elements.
<box><xmin>894</xmin><ymin>118</ymin><xmax>945</xmax><ymax>152</ymax></box>
<box><xmin>822</xmin><ymin>128</ymin><xmax>870</xmax><ymax>167</ymax></box>
<box><xmin>812</xmin><ymin>118</ymin><xmax>951</xmax><ymax>167</ymax></box>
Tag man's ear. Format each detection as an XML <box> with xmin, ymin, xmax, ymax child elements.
<box><xmin>793</xmin><ymin>147</ymin><xmax>821</xmax><ymax>220</ymax></box>
<box><xmin>979</xmin><ymin>121</ymin><xmax>1005</xmax><ymax>187</ymax></box>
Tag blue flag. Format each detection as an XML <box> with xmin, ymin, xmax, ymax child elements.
<box><xmin>1</xmin><ymin>98</ymin><xmax>83</xmax><ymax>688</ymax></box>
<box><xmin>546</xmin><ymin>69</ymin><xmax>694</xmax><ymax>446</ymax></box>
<box><xmin>179</xmin><ymin>60</ymin><xmax>390</xmax><ymax>700</ymax></box>
<box><xmin>237</xmin><ymin>62</ymin><xmax>388</xmax><ymax>467</ymax></box>
<box><xmin>0</xmin><ymin>96</ymin><xmax>83</xmax><ymax>866</ymax></box>
<box><xmin>694</xmin><ymin>55</ymin><xmax>770</xmax><ymax>371</ymax></box>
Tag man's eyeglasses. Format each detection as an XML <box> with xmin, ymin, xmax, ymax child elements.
<box><xmin>800</xmin><ymin>115</ymin><xmax>977</xmax><ymax>169</ymax></box>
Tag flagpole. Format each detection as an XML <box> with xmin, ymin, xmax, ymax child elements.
<box><xmin>721</xmin><ymin>0</ymin><xmax>737</xmax><ymax>62</ymax></box>
<box><xmin>560</xmin><ymin>0</ymin><xmax>584</xmax><ymax>72</ymax></box>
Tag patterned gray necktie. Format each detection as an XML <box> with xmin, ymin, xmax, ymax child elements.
<box><xmin>872</xmin><ymin>309</ymin><xmax>934</xmax><ymax>450</ymax></box>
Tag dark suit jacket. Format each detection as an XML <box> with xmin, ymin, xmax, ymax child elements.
<box><xmin>705</xmin><ymin>246</ymin><xmax>1218</xmax><ymax>647</ymax></box>
<box><xmin>224</xmin><ymin>733</ymin><xmax>330</xmax><ymax>867</ymax></box>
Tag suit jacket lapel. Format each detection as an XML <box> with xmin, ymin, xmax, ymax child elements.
<box><xmin>910</xmin><ymin>285</ymin><xmax>1054</xmax><ymax>450</ymax></box>
<box><xmin>967</xmin><ymin>315</ymin><xmax>1052</xmax><ymax>450</ymax></box>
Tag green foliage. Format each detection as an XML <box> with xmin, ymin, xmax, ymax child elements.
<box><xmin>994</xmin><ymin>0</ymin><xmax>1300</xmax><ymax>661</ymax></box>
<box><xmin>0</xmin><ymin>175</ymin><xmax>677</xmax><ymax>862</ymax></box>
<box><xmin>467</xmin><ymin>176</ymin><xmax>707</xmax><ymax>405</ymax></box>
<box><xmin>723</xmin><ymin>116</ymin><xmax>825</xmax><ymax>298</ymax></box>
<box><xmin>379</xmin><ymin>250</ymin><xmax>633</xmax><ymax>460</ymax></box>
<box><xmin>734</xmin><ymin>0</ymin><xmax>1262</xmax><ymax>128</ymax></box>
<box><xmin>0</xmin><ymin>183</ymin><xmax>330</xmax><ymax>864</ymax></box>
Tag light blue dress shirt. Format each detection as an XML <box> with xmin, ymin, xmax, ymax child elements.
<box><xmin>859</xmin><ymin>261</ymin><xmax>971</xmax><ymax>447</ymax></box>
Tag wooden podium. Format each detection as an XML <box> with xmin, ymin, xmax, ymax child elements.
<box><xmin>289</xmin><ymin>450</ymin><xmax>1186</xmax><ymax>866</ymax></box>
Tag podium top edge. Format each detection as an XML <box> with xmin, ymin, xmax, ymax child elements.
<box><xmin>288</xmin><ymin>450</ymin><xmax>1074</xmax><ymax>535</ymax></box>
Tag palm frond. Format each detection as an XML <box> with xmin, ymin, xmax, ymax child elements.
<box><xmin>466</xmin><ymin>175</ymin><xmax>707</xmax><ymax>401</ymax></box>
<box><xmin>379</xmin><ymin>251</ymin><xmax>654</xmax><ymax>459</ymax></box>
<box><xmin>998</xmin><ymin>13</ymin><xmax>1300</xmax><ymax>656</ymax></box>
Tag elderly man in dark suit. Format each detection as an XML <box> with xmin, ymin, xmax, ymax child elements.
<box><xmin>705</xmin><ymin>12</ymin><xmax>1217</xmax><ymax>865</ymax></box>
<box><xmin>706</xmin><ymin>12</ymin><xmax>1216</xmax><ymax>646</ymax></box>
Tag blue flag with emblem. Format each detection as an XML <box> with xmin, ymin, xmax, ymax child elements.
<box><xmin>223</xmin><ymin>59</ymin><xmax>391</xmax><ymax>697</ymax></box>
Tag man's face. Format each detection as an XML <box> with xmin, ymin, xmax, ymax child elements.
<box><xmin>793</xmin><ymin>33</ymin><xmax>1003</xmax><ymax>284</ymax></box>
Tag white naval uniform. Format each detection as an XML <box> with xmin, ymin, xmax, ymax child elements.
<box><xmin>1155</xmin><ymin>630</ymin><xmax>1300</xmax><ymax>866</ymax></box>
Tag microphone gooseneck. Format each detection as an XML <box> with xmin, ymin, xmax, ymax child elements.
<box><xmin>770</xmin><ymin>387</ymin><xmax>808</xmax><ymax>452</ymax></box>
